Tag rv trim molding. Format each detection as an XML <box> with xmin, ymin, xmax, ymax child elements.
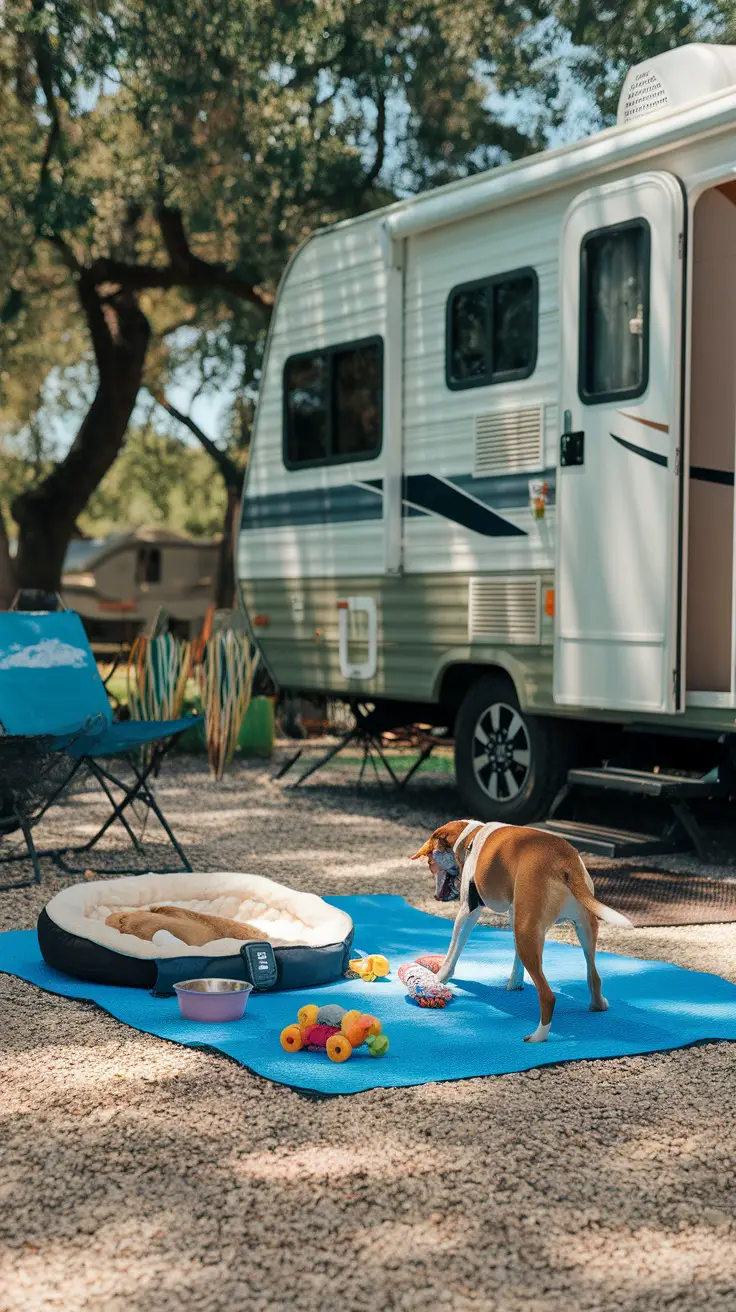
<box><xmin>379</xmin><ymin>86</ymin><xmax>736</xmax><ymax>244</ymax></box>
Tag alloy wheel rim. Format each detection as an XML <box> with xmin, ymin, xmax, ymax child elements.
<box><xmin>471</xmin><ymin>701</ymin><xmax>531</xmax><ymax>802</ymax></box>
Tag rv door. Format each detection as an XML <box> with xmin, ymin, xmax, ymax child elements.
<box><xmin>555</xmin><ymin>172</ymin><xmax>686</xmax><ymax>714</ymax></box>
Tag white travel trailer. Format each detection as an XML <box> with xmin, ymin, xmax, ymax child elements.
<box><xmin>238</xmin><ymin>42</ymin><xmax>736</xmax><ymax>835</ymax></box>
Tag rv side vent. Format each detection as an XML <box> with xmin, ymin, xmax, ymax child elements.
<box><xmin>620</xmin><ymin>68</ymin><xmax>669</xmax><ymax>123</ymax></box>
<box><xmin>473</xmin><ymin>407</ymin><xmax>543</xmax><ymax>477</ymax></box>
<box><xmin>469</xmin><ymin>576</ymin><xmax>541</xmax><ymax>645</ymax></box>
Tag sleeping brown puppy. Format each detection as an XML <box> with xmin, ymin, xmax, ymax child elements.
<box><xmin>106</xmin><ymin>904</ymin><xmax>268</xmax><ymax>946</ymax></box>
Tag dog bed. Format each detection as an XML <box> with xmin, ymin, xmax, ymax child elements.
<box><xmin>38</xmin><ymin>872</ymin><xmax>354</xmax><ymax>994</ymax></box>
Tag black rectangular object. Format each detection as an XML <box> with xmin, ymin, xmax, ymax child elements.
<box><xmin>241</xmin><ymin>941</ymin><xmax>279</xmax><ymax>990</ymax></box>
<box><xmin>566</xmin><ymin>766</ymin><xmax>726</xmax><ymax>799</ymax></box>
<box><xmin>560</xmin><ymin>430</ymin><xmax>585</xmax><ymax>466</ymax></box>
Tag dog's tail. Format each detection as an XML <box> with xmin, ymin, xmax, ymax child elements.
<box><xmin>562</xmin><ymin>856</ymin><xmax>634</xmax><ymax>928</ymax></box>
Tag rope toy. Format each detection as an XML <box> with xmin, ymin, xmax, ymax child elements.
<box><xmin>398</xmin><ymin>959</ymin><xmax>453</xmax><ymax>1009</ymax></box>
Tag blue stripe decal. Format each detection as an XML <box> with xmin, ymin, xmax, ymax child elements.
<box><xmin>362</xmin><ymin>478</ymin><xmax>431</xmax><ymax>519</ymax></box>
<box><xmin>241</xmin><ymin>484</ymin><xmax>383</xmax><ymax>531</ymax></box>
<box><xmin>610</xmin><ymin>433</ymin><xmax>667</xmax><ymax>468</ymax></box>
<box><xmin>241</xmin><ymin>472</ymin><xmax>538</xmax><ymax>534</ymax></box>
<box><xmin>403</xmin><ymin>475</ymin><xmax>526</xmax><ymax>538</ymax></box>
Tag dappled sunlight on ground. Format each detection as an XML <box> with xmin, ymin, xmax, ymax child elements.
<box><xmin>1</xmin><ymin>756</ymin><xmax>735</xmax><ymax>1311</ymax></box>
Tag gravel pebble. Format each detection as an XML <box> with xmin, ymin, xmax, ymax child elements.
<box><xmin>0</xmin><ymin>754</ymin><xmax>734</xmax><ymax>1312</ymax></box>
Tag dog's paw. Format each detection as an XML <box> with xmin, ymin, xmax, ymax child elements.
<box><xmin>506</xmin><ymin>979</ymin><xmax>524</xmax><ymax>991</ymax></box>
<box><xmin>590</xmin><ymin>996</ymin><xmax>609</xmax><ymax>1012</ymax></box>
<box><xmin>523</xmin><ymin>1023</ymin><xmax>551</xmax><ymax>1043</ymax></box>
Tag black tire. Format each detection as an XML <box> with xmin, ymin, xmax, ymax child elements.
<box><xmin>454</xmin><ymin>676</ymin><xmax>572</xmax><ymax>824</ymax></box>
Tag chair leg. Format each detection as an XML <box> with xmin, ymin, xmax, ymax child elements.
<box><xmin>129</xmin><ymin>776</ymin><xmax>192</xmax><ymax>872</ymax></box>
<box><xmin>0</xmin><ymin>815</ymin><xmax>42</xmax><ymax>892</ymax></box>
<box><xmin>21</xmin><ymin>817</ymin><xmax>43</xmax><ymax>885</ymax></box>
<box><xmin>285</xmin><ymin>730</ymin><xmax>359</xmax><ymax>788</ymax></box>
<box><xmin>67</xmin><ymin>760</ymin><xmax>152</xmax><ymax>854</ymax></box>
<box><xmin>85</xmin><ymin>760</ymin><xmax>145</xmax><ymax>851</ymax></box>
<box><xmin>396</xmin><ymin>741</ymin><xmax>435</xmax><ymax>789</ymax></box>
<box><xmin>367</xmin><ymin>735</ymin><xmax>401</xmax><ymax>787</ymax></box>
<box><xmin>48</xmin><ymin>748</ymin><xmax>192</xmax><ymax>875</ymax></box>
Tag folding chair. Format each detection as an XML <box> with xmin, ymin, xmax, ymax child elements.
<box><xmin>0</xmin><ymin>611</ymin><xmax>201</xmax><ymax>882</ymax></box>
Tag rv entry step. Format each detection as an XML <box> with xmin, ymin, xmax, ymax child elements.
<box><xmin>533</xmin><ymin>765</ymin><xmax>730</xmax><ymax>860</ymax></box>
<box><xmin>532</xmin><ymin>818</ymin><xmax>685</xmax><ymax>859</ymax></box>
<box><xmin>565</xmin><ymin>766</ymin><xmax>728</xmax><ymax>800</ymax></box>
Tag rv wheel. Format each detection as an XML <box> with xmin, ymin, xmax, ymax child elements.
<box><xmin>454</xmin><ymin>677</ymin><xmax>570</xmax><ymax>824</ymax></box>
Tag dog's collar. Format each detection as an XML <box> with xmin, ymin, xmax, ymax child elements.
<box><xmin>453</xmin><ymin>820</ymin><xmax>483</xmax><ymax>855</ymax></box>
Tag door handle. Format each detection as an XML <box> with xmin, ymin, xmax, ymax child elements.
<box><xmin>560</xmin><ymin>431</ymin><xmax>584</xmax><ymax>467</ymax></box>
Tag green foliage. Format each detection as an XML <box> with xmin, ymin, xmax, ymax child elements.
<box><xmin>80</xmin><ymin>426</ymin><xmax>228</xmax><ymax>537</ymax></box>
<box><xmin>3</xmin><ymin>0</ymin><xmax>736</xmax><ymax>552</ymax></box>
<box><xmin>0</xmin><ymin>424</ymin><xmax>227</xmax><ymax>543</ymax></box>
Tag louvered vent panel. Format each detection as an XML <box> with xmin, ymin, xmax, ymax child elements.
<box><xmin>474</xmin><ymin>407</ymin><xmax>543</xmax><ymax>476</ymax></box>
<box><xmin>469</xmin><ymin>577</ymin><xmax>541</xmax><ymax>645</ymax></box>
<box><xmin>621</xmin><ymin>69</ymin><xmax>669</xmax><ymax>122</ymax></box>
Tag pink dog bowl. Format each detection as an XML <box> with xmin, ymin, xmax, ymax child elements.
<box><xmin>174</xmin><ymin>978</ymin><xmax>253</xmax><ymax>1022</ymax></box>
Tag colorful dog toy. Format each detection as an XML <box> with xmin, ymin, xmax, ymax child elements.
<box><xmin>398</xmin><ymin>959</ymin><xmax>453</xmax><ymax>1009</ymax></box>
<box><xmin>347</xmin><ymin>953</ymin><xmax>391</xmax><ymax>982</ymax></box>
<box><xmin>280</xmin><ymin>1003</ymin><xmax>389</xmax><ymax>1062</ymax></box>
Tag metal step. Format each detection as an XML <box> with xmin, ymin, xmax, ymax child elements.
<box><xmin>566</xmin><ymin>766</ymin><xmax>727</xmax><ymax>800</ymax></box>
<box><xmin>532</xmin><ymin>818</ymin><xmax>686</xmax><ymax>858</ymax></box>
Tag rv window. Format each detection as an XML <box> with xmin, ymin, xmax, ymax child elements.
<box><xmin>284</xmin><ymin>353</ymin><xmax>329</xmax><ymax>465</ymax></box>
<box><xmin>446</xmin><ymin>269</ymin><xmax>538</xmax><ymax>390</ymax></box>
<box><xmin>332</xmin><ymin>342</ymin><xmax>382</xmax><ymax>458</ymax></box>
<box><xmin>136</xmin><ymin>546</ymin><xmax>162</xmax><ymax>586</ymax></box>
<box><xmin>450</xmin><ymin>289</ymin><xmax>488</xmax><ymax>382</ymax></box>
<box><xmin>283</xmin><ymin>337</ymin><xmax>383</xmax><ymax>468</ymax></box>
<box><xmin>579</xmin><ymin>220</ymin><xmax>650</xmax><ymax>403</ymax></box>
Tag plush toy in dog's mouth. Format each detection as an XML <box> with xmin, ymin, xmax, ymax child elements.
<box><xmin>430</xmin><ymin>848</ymin><xmax>460</xmax><ymax>901</ymax></box>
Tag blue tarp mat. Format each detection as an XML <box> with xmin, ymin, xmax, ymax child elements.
<box><xmin>2</xmin><ymin>895</ymin><xmax>735</xmax><ymax>1095</ymax></box>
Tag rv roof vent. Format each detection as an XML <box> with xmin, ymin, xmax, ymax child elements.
<box><xmin>620</xmin><ymin>69</ymin><xmax>669</xmax><ymax>124</ymax></box>
<box><xmin>617</xmin><ymin>43</ymin><xmax>736</xmax><ymax>127</ymax></box>
<box><xmin>468</xmin><ymin>576</ymin><xmax>541</xmax><ymax>645</ymax></box>
<box><xmin>473</xmin><ymin>406</ymin><xmax>543</xmax><ymax>477</ymax></box>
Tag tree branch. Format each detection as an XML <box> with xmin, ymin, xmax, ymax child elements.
<box><xmin>159</xmin><ymin>314</ymin><xmax>198</xmax><ymax>338</ymax></box>
<box><xmin>46</xmin><ymin>232</ymin><xmax>115</xmax><ymax>374</ymax></box>
<box><xmin>156</xmin><ymin>205</ymin><xmax>192</xmax><ymax>272</ymax></box>
<box><xmin>151</xmin><ymin>393</ymin><xmax>242</xmax><ymax>489</ymax></box>
<box><xmin>46</xmin><ymin>232</ymin><xmax>82</xmax><ymax>275</ymax></box>
<box><xmin>362</xmin><ymin>91</ymin><xmax>387</xmax><ymax>191</ymax></box>
<box><xmin>34</xmin><ymin>39</ymin><xmax>63</xmax><ymax>185</ymax></box>
<box><xmin>86</xmin><ymin>252</ymin><xmax>273</xmax><ymax>314</ymax></box>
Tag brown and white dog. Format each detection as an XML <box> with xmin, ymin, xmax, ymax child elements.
<box><xmin>411</xmin><ymin>819</ymin><xmax>632</xmax><ymax>1043</ymax></box>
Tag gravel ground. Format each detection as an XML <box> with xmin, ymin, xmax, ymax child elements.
<box><xmin>1</xmin><ymin>753</ymin><xmax>735</xmax><ymax>1312</ymax></box>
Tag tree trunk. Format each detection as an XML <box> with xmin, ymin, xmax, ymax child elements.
<box><xmin>12</xmin><ymin>288</ymin><xmax>151</xmax><ymax>592</ymax></box>
<box><xmin>216</xmin><ymin>485</ymin><xmax>240</xmax><ymax>610</ymax></box>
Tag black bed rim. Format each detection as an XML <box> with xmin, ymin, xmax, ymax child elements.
<box><xmin>37</xmin><ymin>906</ymin><xmax>354</xmax><ymax>992</ymax></box>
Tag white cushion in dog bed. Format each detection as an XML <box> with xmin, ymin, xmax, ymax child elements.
<box><xmin>43</xmin><ymin>871</ymin><xmax>353</xmax><ymax>959</ymax></box>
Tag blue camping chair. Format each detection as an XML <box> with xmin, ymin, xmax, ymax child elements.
<box><xmin>0</xmin><ymin>611</ymin><xmax>201</xmax><ymax>888</ymax></box>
